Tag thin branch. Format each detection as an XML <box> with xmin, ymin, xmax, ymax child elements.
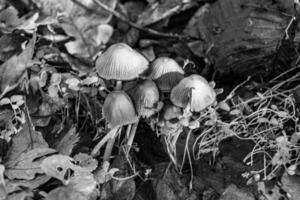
<box><xmin>71</xmin><ymin>0</ymin><xmax>196</xmax><ymax>40</ymax></box>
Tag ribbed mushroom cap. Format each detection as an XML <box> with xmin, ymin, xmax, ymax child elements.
<box><xmin>96</xmin><ymin>43</ymin><xmax>149</xmax><ymax>80</ymax></box>
<box><xmin>148</xmin><ymin>57</ymin><xmax>184</xmax><ymax>92</ymax></box>
<box><xmin>170</xmin><ymin>74</ymin><xmax>216</xmax><ymax>112</ymax></box>
<box><xmin>102</xmin><ymin>91</ymin><xmax>138</xmax><ymax>127</ymax></box>
<box><xmin>127</xmin><ymin>79</ymin><xmax>160</xmax><ymax>118</ymax></box>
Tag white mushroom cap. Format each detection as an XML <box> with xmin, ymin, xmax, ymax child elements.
<box><xmin>127</xmin><ymin>79</ymin><xmax>160</xmax><ymax>117</ymax></box>
<box><xmin>170</xmin><ymin>74</ymin><xmax>216</xmax><ymax>112</ymax></box>
<box><xmin>148</xmin><ymin>57</ymin><xmax>184</xmax><ymax>92</ymax></box>
<box><xmin>96</xmin><ymin>43</ymin><xmax>149</xmax><ymax>80</ymax></box>
<box><xmin>102</xmin><ymin>91</ymin><xmax>138</xmax><ymax>127</ymax></box>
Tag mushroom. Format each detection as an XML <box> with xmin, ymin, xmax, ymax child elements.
<box><xmin>147</xmin><ymin>57</ymin><xmax>184</xmax><ymax>93</ymax></box>
<box><xmin>125</xmin><ymin>80</ymin><xmax>162</xmax><ymax>152</ymax></box>
<box><xmin>91</xmin><ymin>91</ymin><xmax>138</xmax><ymax>160</ymax></box>
<box><xmin>157</xmin><ymin>102</ymin><xmax>185</xmax><ymax>168</ymax></box>
<box><xmin>157</xmin><ymin>102</ymin><xmax>183</xmax><ymax>136</ymax></box>
<box><xmin>127</xmin><ymin>79</ymin><xmax>161</xmax><ymax>118</ymax></box>
<box><xmin>102</xmin><ymin>90</ymin><xmax>138</xmax><ymax>127</ymax></box>
<box><xmin>95</xmin><ymin>43</ymin><xmax>149</xmax><ymax>90</ymax></box>
<box><xmin>170</xmin><ymin>74</ymin><xmax>216</xmax><ymax>112</ymax></box>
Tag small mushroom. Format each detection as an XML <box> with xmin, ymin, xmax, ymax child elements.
<box><xmin>95</xmin><ymin>43</ymin><xmax>149</xmax><ymax>90</ymax></box>
<box><xmin>147</xmin><ymin>57</ymin><xmax>184</xmax><ymax>93</ymax></box>
<box><xmin>102</xmin><ymin>90</ymin><xmax>138</xmax><ymax>128</ymax></box>
<box><xmin>157</xmin><ymin>103</ymin><xmax>183</xmax><ymax>134</ymax></box>
<box><xmin>127</xmin><ymin>79</ymin><xmax>160</xmax><ymax>118</ymax></box>
<box><xmin>170</xmin><ymin>74</ymin><xmax>216</xmax><ymax>112</ymax></box>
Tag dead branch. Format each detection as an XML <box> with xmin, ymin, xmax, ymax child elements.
<box><xmin>71</xmin><ymin>0</ymin><xmax>196</xmax><ymax>41</ymax></box>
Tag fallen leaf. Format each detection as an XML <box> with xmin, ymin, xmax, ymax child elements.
<box><xmin>5</xmin><ymin>175</ymin><xmax>50</xmax><ymax>195</ymax></box>
<box><xmin>137</xmin><ymin>0</ymin><xmax>187</xmax><ymax>26</ymax></box>
<box><xmin>55</xmin><ymin>126</ymin><xmax>80</xmax><ymax>156</ymax></box>
<box><xmin>220</xmin><ymin>184</ymin><xmax>254</xmax><ymax>200</ymax></box>
<box><xmin>0</xmin><ymin>165</ymin><xmax>6</xmax><ymax>200</ymax></box>
<box><xmin>45</xmin><ymin>186</ymin><xmax>88</xmax><ymax>200</ymax></box>
<box><xmin>0</xmin><ymin>34</ymin><xmax>25</xmax><ymax>62</ymax></box>
<box><xmin>41</xmin><ymin>154</ymin><xmax>76</xmax><ymax>182</ymax></box>
<box><xmin>5</xmin><ymin>148</ymin><xmax>56</xmax><ymax>180</ymax></box>
<box><xmin>6</xmin><ymin>190</ymin><xmax>33</xmax><ymax>200</ymax></box>
<box><xmin>81</xmin><ymin>76</ymin><xmax>99</xmax><ymax>85</ymax></box>
<box><xmin>31</xmin><ymin>0</ymin><xmax>74</xmax><ymax>17</ymax></box>
<box><xmin>41</xmin><ymin>154</ymin><xmax>98</xmax><ymax>196</ymax></box>
<box><xmin>281</xmin><ymin>172</ymin><xmax>300</xmax><ymax>199</ymax></box>
<box><xmin>73</xmin><ymin>153</ymin><xmax>98</xmax><ymax>172</ymax></box>
<box><xmin>0</xmin><ymin>34</ymin><xmax>36</xmax><ymax>97</ymax></box>
<box><xmin>4</xmin><ymin>123</ymin><xmax>49</xmax><ymax>164</ymax></box>
<box><xmin>0</xmin><ymin>98</ymin><xmax>10</xmax><ymax>106</ymax></box>
<box><xmin>51</xmin><ymin>0</ymin><xmax>117</xmax><ymax>57</ymax></box>
<box><xmin>0</xmin><ymin>6</ymin><xmax>22</xmax><ymax>30</ymax></box>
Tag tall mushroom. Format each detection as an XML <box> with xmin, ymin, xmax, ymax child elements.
<box><xmin>91</xmin><ymin>91</ymin><xmax>138</xmax><ymax>161</ymax></box>
<box><xmin>126</xmin><ymin>79</ymin><xmax>162</xmax><ymax>152</ymax></box>
<box><xmin>157</xmin><ymin>102</ymin><xmax>184</xmax><ymax>167</ymax></box>
<box><xmin>170</xmin><ymin>74</ymin><xmax>216</xmax><ymax>112</ymax></box>
<box><xmin>93</xmin><ymin>43</ymin><xmax>149</xmax><ymax>164</ymax></box>
<box><xmin>95</xmin><ymin>43</ymin><xmax>149</xmax><ymax>90</ymax></box>
<box><xmin>147</xmin><ymin>57</ymin><xmax>185</xmax><ymax>93</ymax></box>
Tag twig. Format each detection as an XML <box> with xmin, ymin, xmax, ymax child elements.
<box><xmin>71</xmin><ymin>0</ymin><xmax>195</xmax><ymax>40</ymax></box>
<box><xmin>23</xmin><ymin>96</ymin><xmax>36</xmax><ymax>150</ymax></box>
<box><xmin>224</xmin><ymin>76</ymin><xmax>251</xmax><ymax>101</ymax></box>
<box><xmin>112</xmin><ymin>172</ymin><xmax>139</xmax><ymax>181</ymax></box>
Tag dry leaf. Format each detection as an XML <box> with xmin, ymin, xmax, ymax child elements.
<box><xmin>0</xmin><ymin>34</ymin><xmax>36</xmax><ymax>97</ymax></box>
<box><xmin>220</xmin><ymin>184</ymin><xmax>254</xmax><ymax>200</ymax></box>
<box><xmin>55</xmin><ymin>126</ymin><xmax>80</xmax><ymax>156</ymax></box>
<box><xmin>0</xmin><ymin>165</ymin><xmax>6</xmax><ymax>200</ymax></box>
<box><xmin>5</xmin><ymin>175</ymin><xmax>50</xmax><ymax>195</ymax></box>
<box><xmin>281</xmin><ymin>172</ymin><xmax>300</xmax><ymax>200</ymax></box>
<box><xmin>6</xmin><ymin>190</ymin><xmax>33</xmax><ymax>200</ymax></box>
<box><xmin>5</xmin><ymin>148</ymin><xmax>56</xmax><ymax>180</ymax></box>
<box><xmin>41</xmin><ymin>154</ymin><xmax>98</xmax><ymax>196</ymax></box>
<box><xmin>137</xmin><ymin>0</ymin><xmax>188</xmax><ymax>26</ymax></box>
<box><xmin>5</xmin><ymin>123</ymin><xmax>49</xmax><ymax>163</ymax></box>
<box><xmin>45</xmin><ymin>186</ymin><xmax>88</xmax><ymax>200</ymax></box>
<box><xmin>73</xmin><ymin>153</ymin><xmax>98</xmax><ymax>172</ymax></box>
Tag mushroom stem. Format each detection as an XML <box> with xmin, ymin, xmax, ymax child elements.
<box><xmin>90</xmin><ymin>126</ymin><xmax>120</xmax><ymax>158</ymax></box>
<box><xmin>103</xmin><ymin>136</ymin><xmax>116</xmax><ymax>162</ymax></box>
<box><xmin>126</xmin><ymin>119</ymin><xmax>139</xmax><ymax>153</ymax></box>
<box><xmin>115</xmin><ymin>80</ymin><xmax>123</xmax><ymax>90</ymax></box>
<box><xmin>103</xmin><ymin>126</ymin><xmax>121</xmax><ymax>162</ymax></box>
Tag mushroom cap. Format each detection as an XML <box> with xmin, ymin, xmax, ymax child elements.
<box><xmin>102</xmin><ymin>90</ymin><xmax>138</xmax><ymax>127</ymax></box>
<box><xmin>95</xmin><ymin>43</ymin><xmax>149</xmax><ymax>81</ymax></box>
<box><xmin>148</xmin><ymin>57</ymin><xmax>184</xmax><ymax>92</ymax></box>
<box><xmin>170</xmin><ymin>74</ymin><xmax>216</xmax><ymax>112</ymax></box>
<box><xmin>127</xmin><ymin>79</ymin><xmax>160</xmax><ymax>117</ymax></box>
<box><xmin>161</xmin><ymin>103</ymin><xmax>182</xmax><ymax>121</ymax></box>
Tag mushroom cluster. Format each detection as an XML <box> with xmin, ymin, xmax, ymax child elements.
<box><xmin>93</xmin><ymin>42</ymin><xmax>220</xmax><ymax>167</ymax></box>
